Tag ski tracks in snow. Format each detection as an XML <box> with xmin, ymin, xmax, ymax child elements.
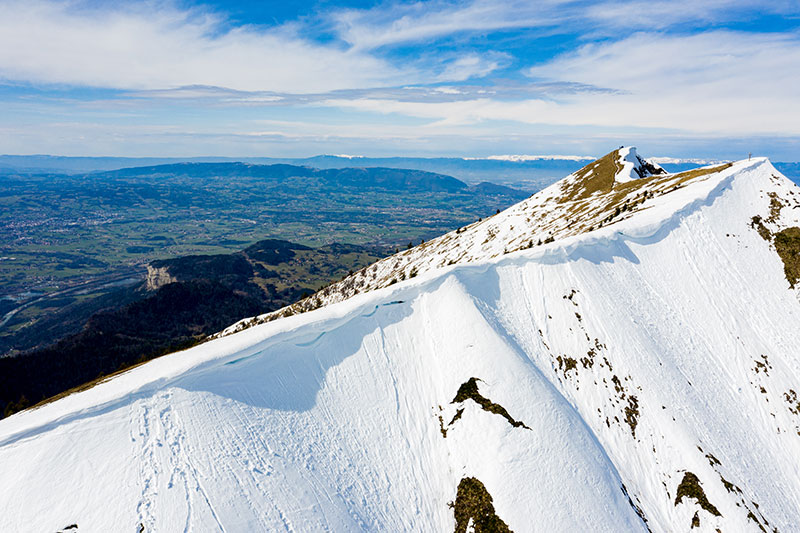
<box><xmin>132</xmin><ymin>391</ymin><xmax>226</xmax><ymax>532</ymax></box>
<box><xmin>133</xmin><ymin>400</ymin><xmax>158</xmax><ymax>531</ymax></box>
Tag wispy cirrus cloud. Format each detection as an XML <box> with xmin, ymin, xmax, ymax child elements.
<box><xmin>583</xmin><ymin>0</ymin><xmax>799</xmax><ymax>30</ymax></box>
<box><xmin>328</xmin><ymin>0</ymin><xmax>796</xmax><ymax>51</ymax></box>
<box><xmin>330</xmin><ymin>0</ymin><xmax>571</xmax><ymax>51</ymax></box>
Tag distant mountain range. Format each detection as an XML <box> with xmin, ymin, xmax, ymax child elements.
<box><xmin>0</xmin><ymin>153</ymin><xmax>594</xmax><ymax>176</ymax></box>
<box><xmin>97</xmin><ymin>162</ymin><xmax>472</xmax><ymax>193</ymax></box>
<box><xmin>3</xmin><ymin>153</ymin><xmax>798</xmax><ymax>189</ymax></box>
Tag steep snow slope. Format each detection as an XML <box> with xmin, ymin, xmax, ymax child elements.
<box><xmin>2</xmin><ymin>150</ymin><xmax>800</xmax><ymax>532</ymax></box>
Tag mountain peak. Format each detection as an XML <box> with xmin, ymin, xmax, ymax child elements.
<box><xmin>616</xmin><ymin>146</ymin><xmax>666</xmax><ymax>182</ymax></box>
<box><xmin>561</xmin><ymin>147</ymin><xmax>667</xmax><ymax>201</ymax></box>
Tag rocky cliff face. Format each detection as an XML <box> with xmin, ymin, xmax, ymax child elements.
<box><xmin>144</xmin><ymin>265</ymin><xmax>176</xmax><ymax>291</ymax></box>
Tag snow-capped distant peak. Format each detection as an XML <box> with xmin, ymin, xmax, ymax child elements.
<box><xmin>616</xmin><ymin>147</ymin><xmax>666</xmax><ymax>183</ymax></box>
<box><xmin>463</xmin><ymin>154</ymin><xmax>595</xmax><ymax>162</ymax></box>
<box><xmin>329</xmin><ymin>154</ymin><xmax>365</xmax><ymax>159</ymax></box>
<box><xmin>650</xmin><ymin>156</ymin><xmax>730</xmax><ymax>165</ymax></box>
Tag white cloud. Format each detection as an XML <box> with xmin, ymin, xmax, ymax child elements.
<box><xmin>0</xmin><ymin>0</ymin><xmax>404</xmax><ymax>92</ymax></box>
<box><xmin>525</xmin><ymin>30</ymin><xmax>800</xmax><ymax>134</ymax></box>
<box><xmin>319</xmin><ymin>97</ymin><xmax>557</xmax><ymax>127</ymax></box>
<box><xmin>1</xmin><ymin>0</ymin><xmax>793</xmax><ymax>98</ymax></box>
<box><xmin>331</xmin><ymin>0</ymin><xmax>570</xmax><ymax>51</ymax></box>
<box><xmin>435</xmin><ymin>53</ymin><xmax>505</xmax><ymax>81</ymax></box>
<box><xmin>528</xmin><ymin>30</ymin><xmax>800</xmax><ymax>98</ymax></box>
<box><xmin>0</xmin><ymin>0</ymin><xmax>530</xmax><ymax>92</ymax></box>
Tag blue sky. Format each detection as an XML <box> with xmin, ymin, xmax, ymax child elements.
<box><xmin>1</xmin><ymin>0</ymin><xmax>799</xmax><ymax>160</ymax></box>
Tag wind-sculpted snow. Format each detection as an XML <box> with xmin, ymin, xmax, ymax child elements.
<box><xmin>2</xmin><ymin>153</ymin><xmax>800</xmax><ymax>532</ymax></box>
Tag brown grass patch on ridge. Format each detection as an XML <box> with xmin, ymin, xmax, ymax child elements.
<box><xmin>774</xmin><ymin>227</ymin><xmax>800</xmax><ymax>288</ymax></box>
<box><xmin>560</xmin><ymin>149</ymin><xmax>622</xmax><ymax>201</ymax></box>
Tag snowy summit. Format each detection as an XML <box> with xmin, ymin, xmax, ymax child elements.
<box><xmin>615</xmin><ymin>146</ymin><xmax>666</xmax><ymax>182</ymax></box>
<box><xmin>2</xmin><ymin>148</ymin><xmax>800</xmax><ymax>532</ymax></box>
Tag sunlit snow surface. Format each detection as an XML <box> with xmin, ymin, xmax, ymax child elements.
<box><xmin>2</xmin><ymin>155</ymin><xmax>800</xmax><ymax>532</ymax></box>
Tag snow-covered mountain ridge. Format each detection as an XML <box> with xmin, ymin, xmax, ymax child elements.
<box><xmin>220</xmin><ymin>147</ymin><xmax>736</xmax><ymax>335</ymax></box>
<box><xmin>2</xmin><ymin>148</ymin><xmax>800</xmax><ymax>532</ymax></box>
